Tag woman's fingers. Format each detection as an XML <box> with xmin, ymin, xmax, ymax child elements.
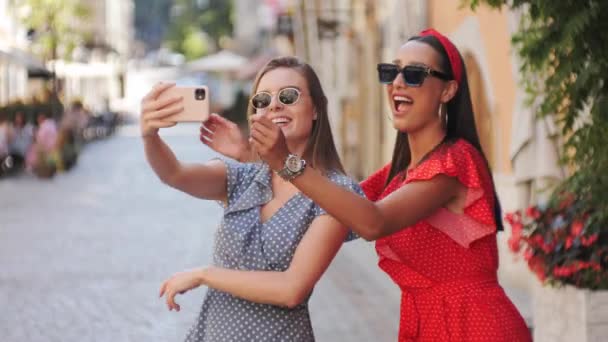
<box><xmin>159</xmin><ymin>279</ymin><xmax>180</xmax><ymax>311</ymax></box>
<box><xmin>205</xmin><ymin>113</ymin><xmax>222</xmax><ymax>124</ymax></box>
<box><xmin>200</xmin><ymin>122</ymin><xmax>214</xmax><ymax>141</ymax></box>
<box><xmin>159</xmin><ymin>281</ymin><xmax>167</xmax><ymax>298</ymax></box>
<box><xmin>148</xmin><ymin>120</ymin><xmax>177</xmax><ymax>130</ymax></box>
<box><xmin>253</xmin><ymin>121</ymin><xmax>275</xmax><ymax>137</ymax></box>
<box><xmin>200</xmin><ymin>135</ymin><xmax>211</xmax><ymax>145</ymax></box>
<box><xmin>200</xmin><ymin>122</ymin><xmax>215</xmax><ymax>135</ymax></box>
<box><xmin>249</xmin><ymin>131</ymin><xmax>272</xmax><ymax>156</ymax></box>
<box><xmin>169</xmin><ymin>293</ymin><xmax>181</xmax><ymax>312</ymax></box>
<box><xmin>147</xmin><ymin>104</ymin><xmax>184</xmax><ymax>121</ymax></box>
<box><xmin>250</xmin><ymin>122</ymin><xmax>277</xmax><ymax>142</ymax></box>
<box><xmin>251</xmin><ymin>117</ymin><xmax>281</xmax><ymax>145</ymax></box>
<box><xmin>249</xmin><ymin>126</ymin><xmax>270</xmax><ymax>146</ymax></box>
<box><xmin>250</xmin><ymin>113</ymin><xmax>274</xmax><ymax>129</ymax></box>
<box><xmin>202</xmin><ymin>113</ymin><xmax>222</xmax><ymax>128</ymax></box>
<box><xmin>166</xmin><ymin>290</ymin><xmax>176</xmax><ymax>310</ymax></box>
<box><xmin>143</xmin><ymin>82</ymin><xmax>175</xmax><ymax>102</ymax></box>
<box><xmin>144</xmin><ymin>95</ymin><xmax>183</xmax><ymax>113</ymax></box>
<box><xmin>249</xmin><ymin>136</ymin><xmax>263</xmax><ymax>153</ymax></box>
<box><xmin>250</xmin><ymin>124</ymin><xmax>281</xmax><ymax>152</ymax></box>
<box><xmin>200</xmin><ymin>130</ymin><xmax>213</xmax><ymax>143</ymax></box>
<box><xmin>211</xmin><ymin>113</ymin><xmax>236</xmax><ymax>128</ymax></box>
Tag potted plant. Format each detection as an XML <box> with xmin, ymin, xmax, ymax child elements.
<box><xmin>506</xmin><ymin>190</ymin><xmax>608</xmax><ymax>341</ymax></box>
<box><xmin>506</xmin><ymin>193</ymin><xmax>605</xmax><ymax>290</ymax></box>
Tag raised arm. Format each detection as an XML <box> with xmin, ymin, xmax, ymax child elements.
<box><xmin>249</xmin><ymin>114</ymin><xmax>462</xmax><ymax>240</ymax></box>
<box><xmin>141</xmin><ymin>83</ymin><xmax>227</xmax><ymax>201</ymax></box>
<box><xmin>160</xmin><ymin>215</ymin><xmax>349</xmax><ymax>310</ymax></box>
<box><xmin>291</xmin><ymin>168</ymin><xmax>460</xmax><ymax>240</ymax></box>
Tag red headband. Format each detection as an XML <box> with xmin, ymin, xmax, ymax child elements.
<box><xmin>419</xmin><ymin>28</ymin><xmax>462</xmax><ymax>85</ymax></box>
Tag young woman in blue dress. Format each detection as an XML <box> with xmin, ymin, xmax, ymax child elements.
<box><xmin>140</xmin><ymin>56</ymin><xmax>362</xmax><ymax>341</ymax></box>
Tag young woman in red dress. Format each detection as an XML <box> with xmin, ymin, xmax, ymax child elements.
<box><xmin>247</xmin><ymin>29</ymin><xmax>532</xmax><ymax>341</ymax></box>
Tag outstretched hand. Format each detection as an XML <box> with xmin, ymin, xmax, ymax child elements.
<box><xmin>159</xmin><ymin>269</ymin><xmax>204</xmax><ymax>312</ymax></box>
<box><xmin>200</xmin><ymin>113</ymin><xmax>250</xmax><ymax>161</ymax></box>
<box><xmin>249</xmin><ymin>113</ymin><xmax>290</xmax><ymax>171</ymax></box>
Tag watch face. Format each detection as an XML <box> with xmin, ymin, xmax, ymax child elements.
<box><xmin>286</xmin><ymin>155</ymin><xmax>302</xmax><ymax>172</ymax></box>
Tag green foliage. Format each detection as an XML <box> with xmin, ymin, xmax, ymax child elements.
<box><xmin>13</xmin><ymin>0</ymin><xmax>90</xmax><ymax>61</ymax></box>
<box><xmin>181</xmin><ymin>30</ymin><xmax>209</xmax><ymax>60</ymax></box>
<box><xmin>164</xmin><ymin>0</ymin><xmax>233</xmax><ymax>60</ymax></box>
<box><xmin>466</xmin><ymin>0</ymin><xmax>608</xmax><ymax>288</ymax></box>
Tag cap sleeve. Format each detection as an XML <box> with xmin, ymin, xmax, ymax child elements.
<box><xmin>213</xmin><ymin>157</ymin><xmax>260</xmax><ymax>209</ymax></box>
<box><xmin>406</xmin><ymin>140</ymin><xmax>496</xmax><ymax>247</ymax></box>
<box><xmin>360</xmin><ymin>163</ymin><xmax>391</xmax><ymax>202</ymax></box>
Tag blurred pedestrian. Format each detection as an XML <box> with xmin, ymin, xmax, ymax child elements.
<box><xmin>0</xmin><ymin>114</ymin><xmax>11</xmax><ymax>175</ymax></box>
<box><xmin>58</xmin><ymin>100</ymin><xmax>90</xmax><ymax>170</ymax></box>
<box><xmin>60</xmin><ymin>100</ymin><xmax>88</xmax><ymax>142</ymax></box>
<box><xmin>26</xmin><ymin>111</ymin><xmax>59</xmax><ymax>177</ymax></box>
<box><xmin>8</xmin><ymin>111</ymin><xmax>34</xmax><ymax>170</ymax></box>
<box><xmin>208</xmin><ymin>29</ymin><xmax>532</xmax><ymax>341</ymax></box>
<box><xmin>142</xmin><ymin>57</ymin><xmax>363</xmax><ymax>341</ymax></box>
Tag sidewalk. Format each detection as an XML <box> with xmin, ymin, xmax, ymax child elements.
<box><xmin>311</xmin><ymin>240</ymin><xmax>400</xmax><ymax>341</ymax></box>
<box><xmin>0</xmin><ymin>125</ymin><xmax>533</xmax><ymax>341</ymax></box>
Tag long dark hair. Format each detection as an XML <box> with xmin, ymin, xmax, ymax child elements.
<box><xmin>248</xmin><ymin>56</ymin><xmax>345</xmax><ymax>174</ymax></box>
<box><xmin>385</xmin><ymin>35</ymin><xmax>504</xmax><ymax>231</ymax></box>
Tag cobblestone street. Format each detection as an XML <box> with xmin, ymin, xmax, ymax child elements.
<box><xmin>0</xmin><ymin>124</ymin><xmax>400</xmax><ymax>342</ymax></box>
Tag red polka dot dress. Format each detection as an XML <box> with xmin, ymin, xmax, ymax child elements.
<box><xmin>361</xmin><ymin>139</ymin><xmax>531</xmax><ymax>342</ymax></box>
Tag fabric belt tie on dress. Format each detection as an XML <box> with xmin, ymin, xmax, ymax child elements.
<box><xmin>397</xmin><ymin>274</ymin><xmax>499</xmax><ymax>341</ymax></box>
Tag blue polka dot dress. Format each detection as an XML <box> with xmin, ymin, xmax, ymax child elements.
<box><xmin>185</xmin><ymin>159</ymin><xmax>363</xmax><ymax>342</ymax></box>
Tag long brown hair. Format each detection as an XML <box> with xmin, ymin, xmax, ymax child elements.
<box><xmin>385</xmin><ymin>35</ymin><xmax>504</xmax><ymax>231</ymax></box>
<box><xmin>248</xmin><ymin>56</ymin><xmax>345</xmax><ymax>174</ymax></box>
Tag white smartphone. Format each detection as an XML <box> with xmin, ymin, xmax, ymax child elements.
<box><xmin>157</xmin><ymin>85</ymin><xmax>210</xmax><ymax>122</ymax></box>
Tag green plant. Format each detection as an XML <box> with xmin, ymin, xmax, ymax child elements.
<box><xmin>164</xmin><ymin>0</ymin><xmax>233</xmax><ymax>60</ymax></box>
<box><xmin>467</xmin><ymin>0</ymin><xmax>608</xmax><ymax>288</ymax></box>
<box><xmin>12</xmin><ymin>0</ymin><xmax>89</xmax><ymax>118</ymax></box>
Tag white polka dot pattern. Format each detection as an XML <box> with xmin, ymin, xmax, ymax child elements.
<box><xmin>360</xmin><ymin>139</ymin><xmax>532</xmax><ymax>341</ymax></box>
<box><xmin>185</xmin><ymin>158</ymin><xmax>363</xmax><ymax>342</ymax></box>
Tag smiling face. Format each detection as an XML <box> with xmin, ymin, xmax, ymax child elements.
<box><xmin>387</xmin><ymin>40</ymin><xmax>456</xmax><ymax>134</ymax></box>
<box><xmin>254</xmin><ymin>67</ymin><xmax>316</xmax><ymax>145</ymax></box>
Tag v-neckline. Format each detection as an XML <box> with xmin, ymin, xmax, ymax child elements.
<box><xmin>258</xmin><ymin>167</ymin><xmax>302</xmax><ymax>225</ymax></box>
<box><xmin>407</xmin><ymin>136</ymin><xmax>449</xmax><ymax>173</ymax></box>
<box><xmin>259</xmin><ymin>191</ymin><xmax>301</xmax><ymax>225</ymax></box>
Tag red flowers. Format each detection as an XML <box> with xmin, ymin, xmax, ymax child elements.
<box><xmin>570</xmin><ymin>220</ymin><xmax>584</xmax><ymax>236</ymax></box>
<box><xmin>505</xmin><ymin>195</ymin><xmax>606</xmax><ymax>289</ymax></box>
<box><xmin>582</xmin><ymin>234</ymin><xmax>599</xmax><ymax>247</ymax></box>
<box><xmin>526</xmin><ymin>206</ymin><xmax>541</xmax><ymax>220</ymax></box>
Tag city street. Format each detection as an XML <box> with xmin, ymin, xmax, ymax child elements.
<box><xmin>0</xmin><ymin>123</ymin><xmax>400</xmax><ymax>342</ymax></box>
<box><xmin>1</xmin><ymin>0</ymin><xmax>594</xmax><ymax>340</ymax></box>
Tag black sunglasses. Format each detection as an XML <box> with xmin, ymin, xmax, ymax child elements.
<box><xmin>377</xmin><ymin>63</ymin><xmax>452</xmax><ymax>87</ymax></box>
<box><xmin>251</xmin><ymin>87</ymin><xmax>301</xmax><ymax>109</ymax></box>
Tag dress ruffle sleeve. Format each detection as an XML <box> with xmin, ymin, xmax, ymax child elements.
<box><xmin>405</xmin><ymin>140</ymin><xmax>496</xmax><ymax>248</ymax></box>
<box><xmin>360</xmin><ymin>163</ymin><xmax>392</xmax><ymax>202</ymax></box>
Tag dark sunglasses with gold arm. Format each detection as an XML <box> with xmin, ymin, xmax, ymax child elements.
<box><xmin>377</xmin><ymin>63</ymin><xmax>452</xmax><ymax>87</ymax></box>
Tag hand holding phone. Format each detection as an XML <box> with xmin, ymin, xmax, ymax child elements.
<box><xmin>157</xmin><ymin>85</ymin><xmax>210</xmax><ymax>122</ymax></box>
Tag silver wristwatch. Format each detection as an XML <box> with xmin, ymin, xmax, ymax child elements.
<box><xmin>276</xmin><ymin>154</ymin><xmax>306</xmax><ymax>181</ymax></box>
